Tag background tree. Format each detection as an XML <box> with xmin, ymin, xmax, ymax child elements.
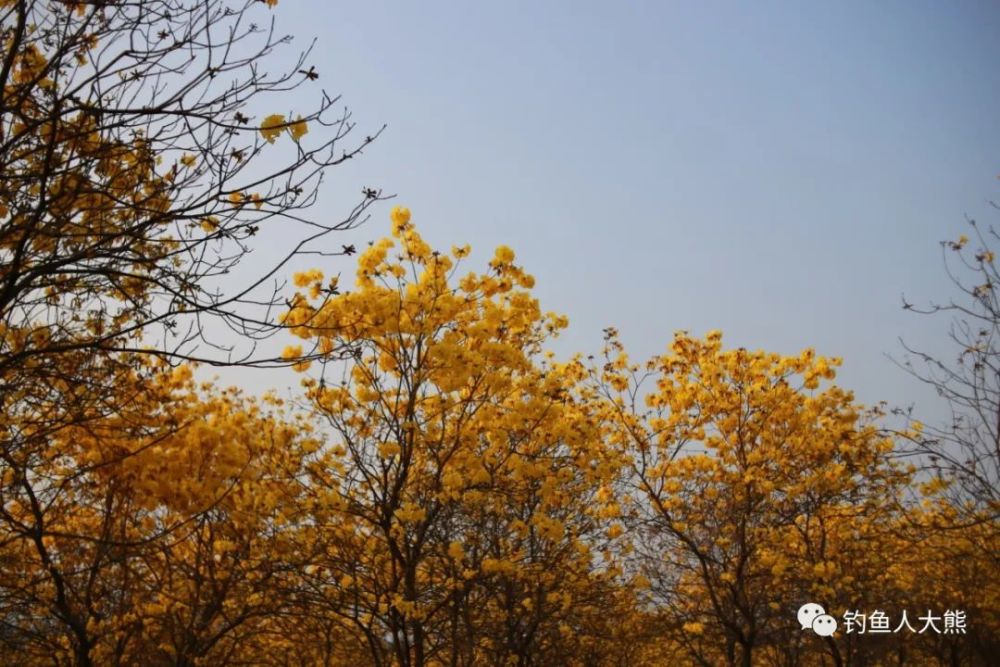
<box><xmin>893</xmin><ymin>207</ymin><xmax>1000</xmax><ymax>664</ymax></box>
<box><xmin>883</xmin><ymin>500</ymin><xmax>1000</xmax><ymax>666</ymax></box>
<box><xmin>898</xmin><ymin>209</ymin><xmax>1000</xmax><ymax>524</ymax></box>
<box><xmin>0</xmin><ymin>362</ymin><xmax>325</xmax><ymax>666</ymax></box>
<box><xmin>595</xmin><ymin>330</ymin><xmax>913</xmax><ymax>667</ymax></box>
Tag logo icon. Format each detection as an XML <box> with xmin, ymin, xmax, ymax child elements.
<box><xmin>798</xmin><ymin>602</ymin><xmax>838</xmax><ymax>636</ymax></box>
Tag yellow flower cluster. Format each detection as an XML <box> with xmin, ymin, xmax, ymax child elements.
<box><xmin>260</xmin><ymin>113</ymin><xmax>308</xmax><ymax>144</ymax></box>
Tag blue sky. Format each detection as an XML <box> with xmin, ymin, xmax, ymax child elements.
<box><xmin>224</xmin><ymin>1</ymin><xmax>1000</xmax><ymax>416</ymax></box>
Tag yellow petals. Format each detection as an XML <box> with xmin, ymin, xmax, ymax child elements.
<box><xmin>377</xmin><ymin>441</ymin><xmax>401</xmax><ymax>459</ymax></box>
<box><xmin>260</xmin><ymin>114</ymin><xmax>286</xmax><ymax>144</ymax></box>
<box><xmin>259</xmin><ymin>113</ymin><xmax>306</xmax><ymax>143</ymax></box>
<box><xmin>494</xmin><ymin>245</ymin><xmax>515</xmax><ymax>264</ymax></box>
<box><xmin>293</xmin><ymin>269</ymin><xmax>324</xmax><ymax>288</ymax></box>
<box><xmin>682</xmin><ymin>622</ymin><xmax>705</xmax><ymax>635</ymax></box>
<box><xmin>395</xmin><ymin>502</ymin><xmax>427</xmax><ymax>523</ymax></box>
<box><xmin>289</xmin><ymin>115</ymin><xmax>308</xmax><ymax>141</ymax></box>
<box><xmin>390</xmin><ymin>206</ymin><xmax>411</xmax><ymax>235</ymax></box>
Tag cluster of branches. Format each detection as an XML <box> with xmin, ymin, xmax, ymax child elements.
<box><xmin>0</xmin><ymin>0</ymin><xmax>383</xmax><ymax>372</ymax></box>
<box><xmin>898</xmin><ymin>209</ymin><xmax>1000</xmax><ymax>525</ymax></box>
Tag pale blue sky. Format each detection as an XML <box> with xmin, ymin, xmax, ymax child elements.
<box><xmin>223</xmin><ymin>1</ymin><xmax>1000</xmax><ymax>416</ymax></box>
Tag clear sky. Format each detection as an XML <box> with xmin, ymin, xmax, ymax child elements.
<box><xmin>219</xmin><ymin>1</ymin><xmax>1000</xmax><ymax>417</ymax></box>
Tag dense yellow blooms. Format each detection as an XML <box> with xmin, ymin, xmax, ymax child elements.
<box><xmin>4</xmin><ymin>203</ymin><xmax>995</xmax><ymax>665</ymax></box>
<box><xmin>0</xmin><ymin>359</ymin><xmax>325</xmax><ymax>665</ymax></box>
<box><xmin>279</xmin><ymin>208</ymin><xmax>638</xmax><ymax>663</ymax></box>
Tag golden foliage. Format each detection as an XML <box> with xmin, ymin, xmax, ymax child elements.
<box><xmin>3</xmin><ymin>206</ymin><xmax>998</xmax><ymax>665</ymax></box>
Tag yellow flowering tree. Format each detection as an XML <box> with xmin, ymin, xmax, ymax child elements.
<box><xmin>282</xmin><ymin>208</ymin><xmax>636</xmax><ymax>665</ymax></box>
<box><xmin>2</xmin><ymin>195</ymin><xmax>995</xmax><ymax>665</ymax></box>
<box><xmin>0</xmin><ymin>360</ymin><xmax>328</xmax><ymax>665</ymax></box>
<box><xmin>0</xmin><ymin>2</ymin><xmax>381</xmax><ymax>661</ymax></box>
<box><xmin>596</xmin><ymin>329</ymin><xmax>912</xmax><ymax>666</ymax></box>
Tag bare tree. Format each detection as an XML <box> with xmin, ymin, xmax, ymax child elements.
<box><xmin>898</xmin><ymin>205</ymin><xmax>1000</xmax><ymax>524</ymax></box>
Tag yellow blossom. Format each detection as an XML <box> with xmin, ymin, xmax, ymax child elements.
<box><xmin>289</xmin><ymin>115</ymin><xmax>308</xmax><ymax>141</ymax></box>
<box><xmin>260</xmin><ymin>114</ymin><xmax>286</xmax><ymax>144</ymax></box>
<box><xmin>390</xmin><ymin>206</ymin><xmax>411</xmax><ymax>235</ymax></box>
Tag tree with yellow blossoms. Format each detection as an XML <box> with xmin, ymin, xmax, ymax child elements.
<box><xmin>596</xmin><ymin>329</ymin><xmax>913</xmax><ymax>667</ymax></box>
<box><xmin>0</xmin><ymin>360</ymin><xmax>329</xmax><ymax>665</ymax></box>
<box><xmin>0</xmin><ymin>1</ymin><xmax>380</xmax><ymax>662</ymax></box>
<box><xmin>2</xmin><ymin>194</ymin><xmax>997</xmax><ymax>665</ymax></box>
<box><xmin>281</xmin><ymin>208</ymin><xmax>641</xmax><ymax>666</ymax></box>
